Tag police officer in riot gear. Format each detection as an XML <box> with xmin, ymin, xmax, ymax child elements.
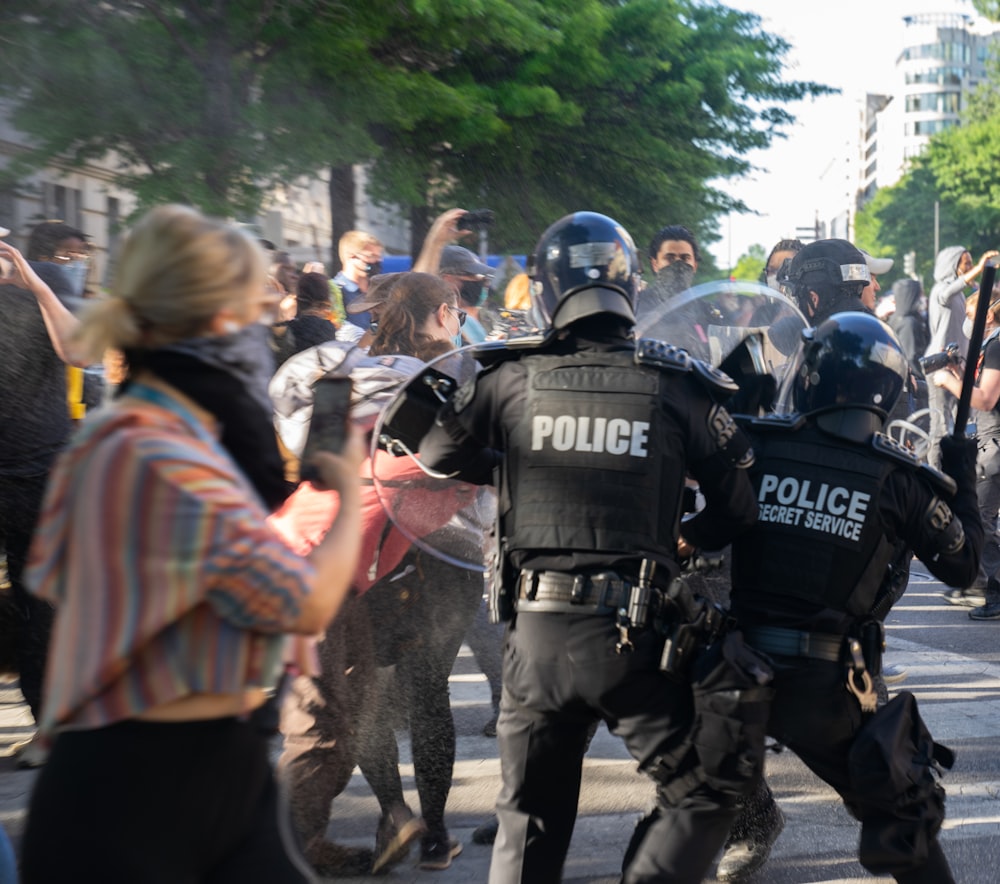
<box><xmin>418</xmin><ymin>211</ymin><xmax>761</xmax><ymax>883</ymax></box>
<box><xmin>729</xmin><ymin>312</ymin><xmax>983</xmax><ymax>884</ymax></box>
<box><xmin>785</xmin><ymin>238</ymin><xmax>872</xmax><ymax>325</ymax></box>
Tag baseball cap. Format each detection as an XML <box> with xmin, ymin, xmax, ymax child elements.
<box><xmin>344</xmin><ymin>272</ymin><xmax>402</xmax><ymax>315</ymax></box>
<box><xmin>787</xmin><ymin>239</ymin><xmax>870</xmax><ymax>287</ymax></box>
<box><xmin>859</xmin><ymin>249</ymin><xmax>893</xmax><ymax>276</ymax></box>
<box><xmin>439</xmin><ymin>245</ymin><xmax>493</xmax><ymax>279</ymax></box>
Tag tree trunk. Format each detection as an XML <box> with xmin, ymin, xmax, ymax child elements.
<box><xmin>328</xmin><ymin>163</ymin><xmax>356</xmax><ymax>274</ymax></box>
<box><xmin>409</xmin><ymin>204</ymin><xmax>430</xmax><ymax>261</ymax></box>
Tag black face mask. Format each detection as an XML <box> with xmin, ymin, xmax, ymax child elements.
<box><xmin>652</xmin><ymin>261</ymin><xmax>695</xmax><ymax>298</ymax></box>
<box><xmin>459</xmin><ymin>279</ymin><xmax>488</xmax><ymax>307</ymax></box>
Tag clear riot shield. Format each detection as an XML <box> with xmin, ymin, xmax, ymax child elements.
<box><xmin>371</xmin><ymin>344</ymin><xmax>498</xmax><ymax>573</ymax></box>
<box><xmin>635</xmin><ymin>280</ymin><xmax>808</xmax><ymax>412</ymax></box>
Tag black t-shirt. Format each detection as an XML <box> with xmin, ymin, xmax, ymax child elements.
<box><xmin>976</xmin><ymin>332</ymin><xmax>1000</xmax><ymax>439</ymax></box>
<box><xmin>0</xmin><ymin>262</ymin><xmax>79</xmax><ymax>476</ymax></box>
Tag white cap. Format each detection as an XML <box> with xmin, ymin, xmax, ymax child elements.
<box><xmin>860</xmin><ymin>249</ymin><xmax>893</xmax><ymax>275</ymax></box>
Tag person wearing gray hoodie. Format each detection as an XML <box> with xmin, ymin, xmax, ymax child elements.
<box><xmin>923</xmin><ymin>245</ymin><xmax>998</xmax><ymax>469</ymax></box>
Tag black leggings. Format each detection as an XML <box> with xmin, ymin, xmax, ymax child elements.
<box><xmin>358</xmin><ymin>552</ymin><xmax>483</xmax><ymax>837</ymax></box>
<box><xmin>22</xmin><ymin>717</ymin><xmax>311</xmax><ymax>884</ymax></box>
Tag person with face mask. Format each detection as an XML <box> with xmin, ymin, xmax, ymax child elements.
<box><xmin>643</xmin><ymin>223</ymin><xmax>700</xmax><ymax>310</ymax></box>
<box><xmin>933</xmin><ymin>292</ymin><xmax>1000</xmax><ymax>616</ymax></box>
<box><xmin>19</xmin><ymin>204</ymin><xmax>366</xmax><ymax>883</ymax></box>
<box><xmin>0</xmin><ymin>223</ymin><xmax>91</xmax><ymax>768</ymax></box>
<box><xmin>760</xmin><ymin>239</ymin><xmax>804</xmax><ymax>294</ymax></box>
<box><xmin>334</xmin><ymin>230</ymin><xmax>384</xmax><ymax>334</ymax></box>
<box><xmin>277</xmin><ymin>273</ymin><xmax>483</xmax><ymax>875</ymax></box>
<box><xmin>923</xmin><ymin>244</ymin><xmax>999</xmax><ymax>470</ymax></box>
<box><xmin>438</xmin><ymin>244</ymin><xmax>494</xmax><ymax>345</ymax></box>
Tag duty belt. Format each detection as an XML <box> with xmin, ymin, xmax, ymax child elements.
<box><xmin>515</xmin><ymin>571</ymin><xmax>631</xmax><ymax>615</ymax></box>
<box><xmin>742</xmin><ymin>625</ymin><xmax>844</xmax><ymax>663</ymax></box>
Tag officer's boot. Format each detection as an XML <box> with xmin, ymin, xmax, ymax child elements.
<box><xmin>715</xmin><ymin>779</ymin><xmax>785</xmax><ymax>882</ymax></box>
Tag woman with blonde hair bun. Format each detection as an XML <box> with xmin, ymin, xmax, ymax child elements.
<box><xmin>21</xmin><ymin>204</ymin><xmax>364</xmax><ymax>883</ymax></box>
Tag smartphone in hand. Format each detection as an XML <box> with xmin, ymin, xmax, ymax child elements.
<box><xmin>300</xmin><ymin>376</ymin><xmax>353</xmax><ymax>484</ymax></box>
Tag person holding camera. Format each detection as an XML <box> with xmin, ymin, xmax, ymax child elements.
<box><xmin>932</xmin><ymin>291</ymin><xmax>1000</xmax><ymax>616</ymax></box>
<box><xmin>419</xmin><ymin>211</ymin><xmax>761</xmax><ymax>884</ymax></box>
<box><xmin>923</xmin><ymin>245</ymin><xmax>999</xmax><ymax>470</ymax></box>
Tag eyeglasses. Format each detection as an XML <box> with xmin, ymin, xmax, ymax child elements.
<box><xmin>53</xmin><ymin>251</ymin><xmax>90</xmax><ymax>264</ymax></box>
<box><xmin>447</xmin><ymin>305</ymin><xmax>468</xmax><ymax>327</ymax></box>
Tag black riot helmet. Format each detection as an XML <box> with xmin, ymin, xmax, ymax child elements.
<box><xmin>791</xmin><ymin>312</ymin><xmax>907</xmax><ymax>429</ymax></box>
<box><xmin>528</xmin><ymin>211</ymin><xmax>639</xmax><ymax>330</ymax></box>
<box><xmin>785</xmin><ymin>238</ymin><xmax>870</xmax><ymax>319</ymax></box>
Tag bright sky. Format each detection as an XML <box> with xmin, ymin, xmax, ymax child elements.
<box><xmin>709</xmin><ymin>0</ymin><xmax>985</xmax><ymax>268</ymax></box>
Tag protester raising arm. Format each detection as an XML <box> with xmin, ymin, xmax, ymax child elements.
<box><xmin>0</xmin><ymin>240</ymin><xmax>86</xmax><ymax>366</ymax></box>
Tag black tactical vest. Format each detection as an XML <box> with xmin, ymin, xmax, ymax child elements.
<box><xmin>502</xmin><ymin>350</ymin><xmax>684</xmax><ymax>562</ymax></box>
<box><xmin>732</xmin><ymin>423</ymin><xmax>895</xmax><ymax>616</ymax></box>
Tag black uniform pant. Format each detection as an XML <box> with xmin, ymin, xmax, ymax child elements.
<box><xmin>0</xmin><ymin>472</ymin><xmax>54</xmax><ymax>721</ymax></box>
<box><xmin>766</xmin><ymin>657</ymin><xmax>954</xmax><ymax>884</ymax></box>
<box><xmin>490</xmin><ymin>611</ymin><xmax>738</xmax><ymax>884</ymax></box>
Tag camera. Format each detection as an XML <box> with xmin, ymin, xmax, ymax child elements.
<box><xmin>919</xmin><ymin>342</ymin><xmax>962</xmax><ymax>375</ymax></box>
<box><xmin>457</xmin><ymin>209</ymin><xmax>495</xmax><ymax>231</ymax></box>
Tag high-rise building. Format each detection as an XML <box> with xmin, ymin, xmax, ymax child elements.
<box><xmin>856</xmin><ymin>12</ymin><xmax>999</xmax><ymax>215</ymax></box>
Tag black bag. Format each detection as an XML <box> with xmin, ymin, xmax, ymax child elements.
<box><xmin>847</xmin><ymin>690</ymin><xmax>954</xmax><ymax>874</ymax></box>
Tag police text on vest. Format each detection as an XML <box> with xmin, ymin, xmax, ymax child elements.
<box><xmin>531</xmin><ymin>415</ymin><xmax>649</xmax><ymax>456</ymax></box>
<box><xmin>757</xmin><ymin>474</ymin><xmax>870</xmax><ymax>541</ymax></box>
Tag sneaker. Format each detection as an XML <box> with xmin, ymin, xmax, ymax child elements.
<box><xmin>944</xmin><ymin>586</ymin><xmax>987</xmax><ymax>607</ymax></box>
<box><xmin>471</xmin><ymin>816</ymin><xmax>499</xmax><ymax>845</ymax></box>
<box><xmin>969</xmin><ymin>600</ymin><xmax>1000</xmax><ymax>620</ymax></box>
<box><xmin>419</xmin><ymin>835</ymin><xmax>463</xmax><ymax>871</ymax></box>
<box><xmin>371</xmin><ymin>804</ymin><xmax>426</xmax><ymax>875</ymax></box>
<box><xmin>881</xmin><ymin>663</ymin><xmax>908</xmax><ymax>684</ymax></box>
<box><xmin>716</xmin><ymin>807</ymin><xmax>785</xmax><ymax>882</ymax></box>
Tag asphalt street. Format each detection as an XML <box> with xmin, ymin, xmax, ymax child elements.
<box><xmin>2</xmin><ymin>560</ymin><xmax>1000</xmax><ymax>882</ymax></box>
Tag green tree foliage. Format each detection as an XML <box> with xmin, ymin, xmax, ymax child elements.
<box><xmin>729</xmin><ymin>243</ymin><xmax>766</xmax><ymax>282</ymax></box>
<box><xmin>855</xmin><ymin>120</ymin><xmax>1000</xmax><ymax>283</ymax></box>
<box><xmin>972</xmin><ymin>1</ymin><xmax>1000</xmax><ymax>22</ymax></box>
<box><xmin>1</xmin><ymin>0</ymin><xmax>828</xmax><ymax>258</ymax></box>
<box><xmin>379</xmin><ymin>0</ymin><xmax>831</xmax><ymax>255</ymax></box>
<box><xmin>0</xmin><ymin>0</ymin><xmax>374</xmax><ymax>218</ymax></box>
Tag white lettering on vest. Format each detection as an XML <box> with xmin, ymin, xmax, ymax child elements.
<box><xmin>530</xmin><ymin>414</ymin><xmax>650</xmax><ymax>457</ymax></box>
<box><xmin>756</xmin><ymin>473</ymin><xmax>870</xmax><ymax>542</ymax></box>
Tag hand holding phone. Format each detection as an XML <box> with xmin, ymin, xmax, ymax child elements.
<box><xmin>300</xmin><ymin>376</ymin><xmax>353</xmax><ymax>485</ymax></box>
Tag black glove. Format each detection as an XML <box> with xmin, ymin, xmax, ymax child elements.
<box><xmin>939</xmin><ymin>434</ymin><xmax>978</xmax><ymax>496</ymax></box>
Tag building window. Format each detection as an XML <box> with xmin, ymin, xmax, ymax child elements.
<box><xmin>905</xmin><ymin>66</ymin><xmax>964</xmax><ymax>86</ymax></box>
<box><xmin>904</xmin><ymin>119</ymin><xmax>956</xmax><ymax>136</ymax></box>
<box><xmin>43</xmin><ymin>183</ymin><xmax>83</xmax><ymax>228</ymax></box>
<box><xmin>904</xmin><ymin>92</ymin><xmax>961</xmax><ymax>114</ymax></box>
<box><xmin>902</xmin><ymin>41</ymin><xmax>971</xmax><ymax>64</ymax></box>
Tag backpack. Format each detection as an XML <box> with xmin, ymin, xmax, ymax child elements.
<box><xmin>269</xmin><ymin>341</ymin><xmax>426</xmax><ymax>457</ymax></box>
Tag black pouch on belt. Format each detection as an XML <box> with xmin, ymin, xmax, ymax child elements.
<box><xmin>847</xmin><ymin>691</ymin><xmax>955</xmax><ymax>875</ymax></box>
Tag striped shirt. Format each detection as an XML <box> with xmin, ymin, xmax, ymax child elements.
<box><xmin>26</xmin><ymin>391</ymin><xmax>315</xmax><ymax>733</ymax></box>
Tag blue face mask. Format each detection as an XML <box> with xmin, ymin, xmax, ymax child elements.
<box><xmin>63</xmin><ymin>260</ymin><xmax>88</xmax><ymax>296</ymax></box>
